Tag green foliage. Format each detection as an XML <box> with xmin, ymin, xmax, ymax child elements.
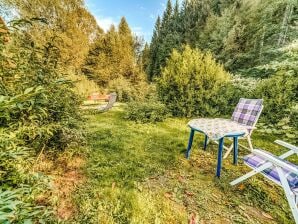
<box><xmin>253</xmin><ymin>71</ymin><xmax>297</xmax><ymax>143</ymax></box>
<box><xmin>0</xmin><ymin>131</ymin><xmax>51</xmax><ymax>223</ymax></box>
<box><xmin>82</xmin><ymin>17</ymin><xmax>141</xmax><ymax>86</ymax></box>
<box><xmin>0</xmin><ymin>15</ymin><xmax>83</xmax><ymax>222</ymax></box>
<box><xmin>158</xmin><ymin>45</ymin><xmax>230</xmax><ymax>117</ymax></box>
<box><xmin>125</xmin><ymin>100</ymin><xmax>169</xmax><ymax>123</ymax></box>
<box><xmin>0</xmin><ymin>188</ymin><xmax>51</xmax><ymax>223</ymax></box>
<box><xmin>68</xmin><ymin>74</ymin><xmax>102</xmax><ymax>98</ymax></box>
<box><xmin>3</xmin><ymin>0</ymin><xmax>101</xmax><ymax>72</ymax></box>
<box><xmin>148</xmin><ymin>0</ymin><xmax>298</xmax><ymax>79</ymax></box>
<box><xmin>108</xmin><ymin>76</ymin><xmax>153</xmax><ymax>102</ymax></box>
<box><xmin>253</xmin><ymin>72</ymin><xmax>297</xmax><ymax>124</ymax></box>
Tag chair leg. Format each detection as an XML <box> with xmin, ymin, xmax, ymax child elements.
<box><xmin>233</xmin><ymin>137</ymin><xmax>238</xmax><ymax>165</ymax></box>
<box><xmin>186</xmin><ymin>129</ymin><xmax>195</xmax><ymax>159</ymax></box>
<box><xmin>223</xmin><ymin>143</ymin><xmax>234</xmax><ymax>159</ymax></box>
<box><xmin>216</xmin><ymin>138</ymin><xmax>224</xmax><ymax>177</ymax></box>
<box><xmin>276</xmin><ymin>167</ymin><xmax>298</xmax><ymax>223</ymax></box>
<box><xmin>247</xmin><ymin>135</ymin><xmax>254</xmax><ymax>151</ymax></box>
<box><xmin>203</xmin><ymin>135</ymin><xmax>208</xmax><ymax>150</ymax></box>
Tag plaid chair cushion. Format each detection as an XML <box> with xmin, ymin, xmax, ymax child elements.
<box><xmin>231</xmin><ymin>98</ymin><xmax>263</xmax><ymax>127</ymax></box>
<box><xmin>244</xmin><ymin>151</ymin><xmax>298</xmax><ymax>189</ymax></box>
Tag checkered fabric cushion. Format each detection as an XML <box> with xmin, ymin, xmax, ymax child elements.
<box><xmin>244</xmin><ymin>151</ymin><xmax>298</xmax><ymax>189</ymax></box>
<box><xmin>231</xmin><ymin>98</ymin><xmax>263</xmax><ymax>127</ymax></box>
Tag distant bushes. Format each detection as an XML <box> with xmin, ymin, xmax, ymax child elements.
<box><xmin>108</xmin><ymin>76</ymin><xmax>153</xmax><ymax>102</ymax></box>
<box><xmin>125</xmin><ymin>85</ymin><xmax>169</xmax><ymax>123</ymax></box>
<box><xmin>253</xmin><ymin>72</ymin><xmax>297</xmax><ymax>124</ymax></box>
<box><xmin>157</xmin><ymin>45</ymin><xmax>231</xmax><ymax>117</ymax></box>
<box><xmin>252</xmin><ymin>72</ymin><xmax>298</xmax><ymax>143</ymax></box>
<box><xmin>125</xmin><ymin>100</ymin><xmax>169</xmax><ymax>123</ymax></box>
<box><xmin>69</xmin><ymin>74</ymin><xmax>102</xmax><ymax>98</ymax></box>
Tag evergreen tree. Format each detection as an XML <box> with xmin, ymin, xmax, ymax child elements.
<box><xmin>147</xmin><ymin>16</ymin><xmax>161</xmax><ymax>81</ymax></box>
<box><xmin>147</xmin><ymin>0</ymin><xmax>298</xmax><ymax>79</ymax></box>
<box><xmin>141</xmin><ymin>43</ymin><xmax>150</xmax><ymax>73</ymax></box>
<box><xmin>118</xmin><ymin>17</ymin><xmax>135</xmax><ymax>79</ymax></box>
<box><xmin>82</xmin><ymin>17</ymin><xmax>141</xmax><ymax>86</ymax></box>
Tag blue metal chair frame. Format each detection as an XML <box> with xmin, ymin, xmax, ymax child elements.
<box><xmin>186</xmin><ymin>127</ymin><xmax>245</xmax><ymax>177</ymax></box>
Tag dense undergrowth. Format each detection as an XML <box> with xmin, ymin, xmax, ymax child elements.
<box><xmin>0</xmin><ymin>19</ymin><xmax>83</xmax><ymax>222</ymax></box>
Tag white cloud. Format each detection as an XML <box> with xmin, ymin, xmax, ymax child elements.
<box><xmin>132</xmin><ymin>26</ymin><xmax>144</xmax><ymax>36</ymax></box>
<box><xmin>132</xmin><ymin>26</ymin><xmax>152</xmax><ymax>41</ymax></box>
<box><xmin>96</xmin><ymin>16</ymin><xmax>118</xmax><ymax>32</ymax></box>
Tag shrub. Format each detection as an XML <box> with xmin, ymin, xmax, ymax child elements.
<box><xmin>157</xmin><ymin>45</ymin><xmax>230</xmax><ymax>117</ymax></box>
<box><xmin>68</xmin><ymin>74</ymin><xmax>102</xmax><ymax>98</ymax></box>
<box><xmin>253</xmin><ymin>72</ymin><xmax>298</xmax><ymax>143</ymax></box>
<box><xmin>125</xmin><ymin>100</ymin><xmax>169</xmax><ymax>123</ymax></box>
<box><xmin>214</xmin><ymin>75</ymin><xmax>257</xmax><ymax>116</ymax></box>
<box><xmin>253</xmin><ymin>72</ymin><xmax>297</xmax><ymax>124</ymax></box>
<box><xmin>108</xmin><ymin>76</ymin><xmax>153</xmax><ymax>102</ymax></box>
<box><xmin>1</xmin><ymin>20</ymin><xmax>83</xmax><ymax>151</ymax></box>
<box><xmin>0</xmin><ymin>18</ymin><xmax>82</xmax><ymax>222</ymax></box>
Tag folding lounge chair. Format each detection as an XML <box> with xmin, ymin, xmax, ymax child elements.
<box><xmin>98</xmin><ymin>92</ymin><xmax>117</xmax><ymax>112</ymax></box>
<box><xmin>221</xmin><ymin>98</ymin><xmax>263</xmax><ymax>159</ymax></box>
<box><xmin>231</xmin><ymin>140</ymin><xmax>298</xmax><ymax>223</ymax></box>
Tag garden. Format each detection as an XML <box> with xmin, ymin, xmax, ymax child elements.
<box><xmin>0</xmin><ymin>0</ymin><xmax>297</xmax><ymax>223</ymax></box>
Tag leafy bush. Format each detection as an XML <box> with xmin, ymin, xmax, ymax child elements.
<box><xmin>108</xmin><ymin>76</ymin><xmax>153</xmax><ymax>102</ymax></box>
<box><xmin>252</xmin><ymin>71</ymin><xmax>298</xmax><ymax>143</ymax></box>
<box><xmin>0</xmin><ymin>131</ymin><xmax>51</xmax><ymax>223</ymax></box>
<box><xmin>157</xmin><ymin>45</ymin><xmax>230</xmax><ymax>117</ymax></box>
<box><xmin>253</xmin><ymin>72</ymin><xmax>297</xmax><ymax>124</ymax></box>
<box><xmin>214</xmin><ymin>75</ymin><xmax>257</xmax><ymax>116</ymax></box>
<box><xmin>1</xmin><ymin>20</ymin><xmax>83</xmax><ymax>151</ymax></box>
<box><xmin>0</xmin><ymin>18</ymin><xmax>83</xmax><ymax>222</ymax></box>
<box><xmin>125</xmin><ymin>100</ymin><xmax>169</xmax><ymax>123</ymax></box>
<box><xmin>68</xmin><ymin>74</ymin><xmax>102</xmax><ymax>98</ymax></box>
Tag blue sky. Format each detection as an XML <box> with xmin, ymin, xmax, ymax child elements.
<box><xmin>85</xmin><ymin>0</ymin><xmax>170</xmax><ymax>42</ymax></box>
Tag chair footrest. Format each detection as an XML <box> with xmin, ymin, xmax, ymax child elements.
<box><xmin>244</xmin><ymin>151</ymin><xmax>298</xmax><ymax>189</ymax></box>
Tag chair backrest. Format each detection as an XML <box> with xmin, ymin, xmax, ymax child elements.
<box><xmin>231</xmin><ymin>98</ymin><xmax>263</xmax><ymax>127</ymax></box>
<box><xmin>104</xmin><ymin>92</ymin><xmax>117</xmax><ymax>110</ymax></box>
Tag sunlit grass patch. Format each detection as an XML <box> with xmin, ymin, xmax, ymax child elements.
<box><xmin>72</xmin><ymin>108</ymin><xmax>294</xmax><ymax>223</ymax></box>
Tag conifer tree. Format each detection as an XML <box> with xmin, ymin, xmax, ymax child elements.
<box><xmin>147</xmin><ymin>0</ymin><xmax>298</xmax><ymax>78</ymax></box>
<box><xmin>147</xmin><ymin>16</ymin><xmax>161</xmax><ymax>81</ymax></box>
<box><xmin>82</xmin><ymin>17</ymin><xmax>141</xmax><ymax>86</ymax></box>
<box><xmin>141</xmin><ymin>43</ymin><xmax>150</xmax><ymax>73</ymax></box>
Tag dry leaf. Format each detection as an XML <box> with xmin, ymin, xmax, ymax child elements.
<box><xmin>164</xmin><ymin>192</ymin><xmax>173</xmax><ymax>198</ymax></box>
<box><xmin>112</xmin><ymin>182</ymin><xmax>116</xmax><ymax>190</ymax></box>
<box><xmin>189</xmin><ymin>213</ymin><xmax>197</xmax><ymax>224</ymax></box>
<box><xmin>185</xmin><ymin>191</ymin><xmax>194</xmax><ymax>197</ymax></box>
<box><xmin>261</xmin><ymin>212</ymin><xmax>273</xmax><ymax>220</ymax></box>
<box><xmin>238</xmin><ymin>184</ymin><xmax>245</xmax><ymax>191</ymax></box>
<box><xmin>178</xmin><ymin>175</ymin><xmax>185</xmax><ymax>183</ymax></box>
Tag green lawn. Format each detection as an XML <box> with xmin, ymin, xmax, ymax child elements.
<box><xmin>72</xmin><ymin>106</ymin><xmax>294</xmax><ymax>223</ymax></box>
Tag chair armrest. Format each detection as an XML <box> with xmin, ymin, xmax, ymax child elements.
<box><xmin>253</xmin><ymin>149</ymin><xmax>298</xmax><ymax>175</ymax></box>
<box><xmin>275</xmin><ymin>140</ymin><xmax>298</xmax><ymax>153</ymax></box>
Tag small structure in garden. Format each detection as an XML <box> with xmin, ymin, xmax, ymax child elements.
<box><xmin>88</xmin><ymin>92</ymin><xmax>109</xmax><ymax>102</ymax></box>
<box><xmin>97</xmin><ymin>92</ymin><xmax>117</xmax><ymax>112</ymax></box>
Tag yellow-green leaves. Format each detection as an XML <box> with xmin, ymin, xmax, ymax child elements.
<box><xmin>158</xmin><ymin>45</ymin><xmax>230</xmax><ymax>117</ymax></box>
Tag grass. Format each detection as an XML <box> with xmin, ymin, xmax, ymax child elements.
<box><xmin>70</xmin><ymin>106</ymin><xmax>295</xmax><ymax>223</ymax></box>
